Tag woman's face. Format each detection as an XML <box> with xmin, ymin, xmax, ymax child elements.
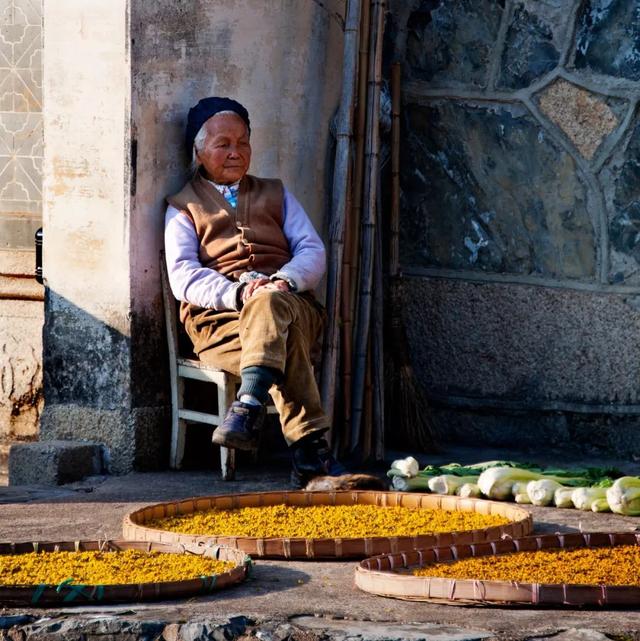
<box><xmin>196</xmin><ymin>113</ymin><xmax>251</xmax><ymax>184</ymax></box>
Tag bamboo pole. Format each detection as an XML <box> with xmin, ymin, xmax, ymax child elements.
<box><xmin>339</xmin><ymin>0</ymin><xmax>371</xmax><ymax>453</ymax></box>
<box><xmin>390</xmin><ymin>62</ymin><xmax>401</xmax><ymax>279</ymax></box>
<box><xmin>372</xmin><ymin>171</ymin><xmax>385</xmax><ymax>461</ymax></box>
<box><xmin>339</xmin><ymin>167</ymin><xmax>353</xmax><ymax>453</ymax></box>
<box><xmin>349</xmin><ymin>0</ymin><xmax>372</xmax><ymax>319</ymax></box>
<box><xmin>320</xmin><ymin>0</ymin><xmax>363</xmax><ymax>444</ymax></box>
<box><xmin>362</xmin><ymin>339</ymin><xmax>373</xmax><ymax>461</ymax></box>
<box><xmin>350</xmin><ymin>0</ymin><xmax>385</xmax><ymax>451</ymax></box>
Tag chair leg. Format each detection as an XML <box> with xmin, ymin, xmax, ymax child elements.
<box><xmin>170</xmin><ymin>378</ymin><xmax>187</xmax><ymax>469</ymax></box>
<box><xmin>218</xmin><ymin>375</ymin><xmax>238</xmax><ymax>481</ymax></box>
<box><xmin>252</xmin><ymin>412</ymin><xmax>264</xmax><ymax>465</ymax></box>
<box><xmin>220</xmin><ymin>447</ymin><xmax>236</xmax><ymax>481</ymax></box>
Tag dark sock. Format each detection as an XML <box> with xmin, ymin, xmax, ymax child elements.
<box><xmin>291</xmin><ymin>429</ymin><xmax>329</xmax><ymax>450</ymax></box>
<box><xmin>238</xmin><ymin>365</ymin><xmax>279</xmax><ymax>404</ymax></box>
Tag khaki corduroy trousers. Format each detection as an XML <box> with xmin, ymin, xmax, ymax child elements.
<box><xmin>185</xmin><ymin>290</ymin><xmax>328</xmax><ymax>444</ymax></box>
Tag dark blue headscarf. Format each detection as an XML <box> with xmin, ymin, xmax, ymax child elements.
<box><xmin>185</xmin><ymin>97</ymin><xmax>251</xmax><ymax>153</ymax></box>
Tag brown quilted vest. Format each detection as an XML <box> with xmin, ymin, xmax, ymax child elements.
<box><xmin>167</xmin><ymin>172</ymin><xmax>291</xmax><ymax>321</ymax></box>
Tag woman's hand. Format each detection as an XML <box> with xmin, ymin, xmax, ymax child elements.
<box><xmin>241</xmin><ymin>277</ymin><xmax>271</xmax><ymax>303</ymax></box>
<box><xmin>241</xmin><ymin>278</ymin><xmax>291</xmax><ymax>303</ymax></box>
<box><xmin>265</xmin><ymin>279</ymin><xmax>291</xmax><ymax>293</ymax></box>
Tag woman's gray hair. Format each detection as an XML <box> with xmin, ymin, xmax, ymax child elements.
<box><xmin>189</xmin><ymin>110</ymin><xmax>249</xmax><ymax>176</ymax></box>
<box><xmin>189</xmin><ymin>126</ymin><xmax>208</xmax><ymax>175</ymax></box>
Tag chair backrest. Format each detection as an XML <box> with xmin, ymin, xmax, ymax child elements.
<box><xmin>159</xmin><ymin>250</ymin><xmax>180</xmax><ymax>362</ymax></box>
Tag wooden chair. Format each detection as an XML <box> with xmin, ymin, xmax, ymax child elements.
<box><xmin>160</xmin><ymin>253</ymin><xmax>239</xmax><ymax>479</ymax></box>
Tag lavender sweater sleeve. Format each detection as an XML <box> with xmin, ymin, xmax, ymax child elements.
<box><xmin>164</xmin><ymin>188</ymin><xmax>326</xmax><ymax>311</ymax></box>
<box><xmin>274</xmin><ymin>189</ymin><xmax>326</xmax><ymax>292</ymax></box>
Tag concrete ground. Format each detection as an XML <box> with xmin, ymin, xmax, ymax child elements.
<box><xmin>2</xmin><ymin>446</ymin><xmax>640</xmax><ymax>641</ymax></box>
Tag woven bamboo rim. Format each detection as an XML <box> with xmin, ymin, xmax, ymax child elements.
<box><xmin>356</xmin><ymin>531</ymin><xmax>640</xmax><ymax>607</ymax></box>
<box><xmin>0</xmin><ymin>539</ymin><xmax>250</xmax><ymax>607</ymax></box>
<box><xmin>123</xmin><ymin>490</ymin><xmax>532</xmax><ymax>560</ymax></box>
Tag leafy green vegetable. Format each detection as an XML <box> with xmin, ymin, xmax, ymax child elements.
<box><xmin>456</xmin><ymin>483</ymin><xmax>481</xmax><ymax>498</ymax></box>
<box><xmin>427</xmin><ymin>475</ymin><xmax>479</xmax><ymax>495</ymax></box>
<box><xmin>391</xmin><ymin>475</ymin><xmax>431</xmax><ymax>492</ymax></box>
<box><xmin>607</xmin><ymin>477</ymin><xmax>640</xmax><ymax>515</ymax></box>
<box><xmin>418</xmin><ymin>460</ymin><xmax>539</xmax><ymax>478</ymax></box>
<box><xmin>571</xmin><ymin>487</ymin><xmax>607</xmax><ymax>511</ymax></box>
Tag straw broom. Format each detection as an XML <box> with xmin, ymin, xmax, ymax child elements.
<box><xmin>320</xmin><ymin>0</ymin><xmax>363</xmax><ymax>444</ymax></box>
<box><xmin>386</xmin><ymin>62</ymin><xmax>437</xmax><ymax>452</ymax></box>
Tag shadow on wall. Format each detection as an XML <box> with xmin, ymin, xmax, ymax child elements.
<box><xmin>41</xmin><ymin>288</ymin><xmax>171</xmax><ymax>475</ymax></box>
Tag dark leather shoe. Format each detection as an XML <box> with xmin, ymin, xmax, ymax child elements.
<box><xmin>212</xmin><ymin>401</ymin><xmax>264</xmax><ymax>450</ymax></box>
<box><xmin>290</xmin><ymin>434</ymin><xmax>347</xmax><ymax>488</ymax></box>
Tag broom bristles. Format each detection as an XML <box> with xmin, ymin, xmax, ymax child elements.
<box><xmin>389</xmin><ymin>361</ymin><xmax>438</xmax><ymax>452</ymax></box>
<box><xmin>384</xmin><ymin>278</ymin><xmax>438</xmax><ymax>452</ymax></box>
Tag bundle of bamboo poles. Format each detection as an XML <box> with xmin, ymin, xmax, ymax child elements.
<box><xmin>321</xmin><ymin>0</ymin><xmax>436</xmax><ymax>460</ymax></box>
<box><xmin>321</xmin><ymin>0</ymin><xmax>386</xmax><ymax>460</ymax></box>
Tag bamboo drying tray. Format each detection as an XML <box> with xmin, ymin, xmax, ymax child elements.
<box><xmin>0</xmin><ymin>539</ymin><xmax>250</xmax><ymax>607</ymax></box>
<box><xmin>123</xmin><ymin>490</ymin><xmax>533</xmax><ymax>560</ymax></box>
<box><xmin>356</xmin><ymin>531</ymin><xmax>640</xmax><ymax>607</ymax></box>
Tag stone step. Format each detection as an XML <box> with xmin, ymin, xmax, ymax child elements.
<box><xmin>8</xmin><ymin>440</ymin><xmax>104</xmax><ymax>486</ymax></box>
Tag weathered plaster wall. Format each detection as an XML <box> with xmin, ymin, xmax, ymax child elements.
<box><xmin>0</xmin><ymin>0</ymin><xmax>44</xmax><ymax>480</ymax></box>
<box><xmin>389</xmin><ymin>0</ymin><xmax>640</xmax><ymax>456</ymax></box>
<box><xmin>0</xmin><ymin>275</ymin><xmax>42</xmax><ymax>441</ymax></box>
<box><xmin>0</xmin><ymin>293</ymin><xmax>42</xmax><ymax>478</ymax></box>
<box><xmin>39</xmin><ymin>0</ymin><xmax>344</xmax><ymax>474</ymax></box>
<box><xmin>39</xmin><ymin>0</ymin><xmax>136</xmax><ymax>474</ymax></box>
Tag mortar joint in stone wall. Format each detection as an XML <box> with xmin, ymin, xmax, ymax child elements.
<box><xmin>557</xmin><ymin>68</ymin><xmax>640</xmax><ymax>101</ymax></box>
<box><xmin>486</xmin><ymin>0</ymin><xmax>515</xmax><ymax>92</ymax></box>
<box><xmin>559</xmin><ymin>0</ymin><xmax>587</xmax><ymax>68</ymax></box>
<box><xmin>428</xmin><ymin>391</ymin><xmax>640</xmax><ymax>418</ymax></box>
<box><xmin>401</xmin><ymin>266</ymin><xmax>640</xmax><ymax>297</ymax></box>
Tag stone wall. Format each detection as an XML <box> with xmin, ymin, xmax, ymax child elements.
<box><xmin>0</xmin><ymin>0</ymin><xmax>44</xmax><ymax>478</ymax></box>
<box><xmin>389</xmin><ymin>0</ymin><xmax>640</xmax><ymax>456</ymax></box>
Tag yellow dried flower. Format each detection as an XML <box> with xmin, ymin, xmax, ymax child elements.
<box><xmin>0</xmin><ymin>550</ymin><xmax>234</xmax><ymax>586</ymax></box>
<box><xmin>414</xmin><ymin>545</ymin><xmax>640</xmax><ymax>586</ymax></box>
<box><xmin>148</xmin><ymin>504</ymin><xmax>510</xmax><ymax>539</ymax></box>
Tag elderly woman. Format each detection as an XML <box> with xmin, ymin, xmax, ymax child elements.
<box><xmin>164</xmin><ymin>97</ymin><xmax>345</xmax><ymax>486</ymax></box>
